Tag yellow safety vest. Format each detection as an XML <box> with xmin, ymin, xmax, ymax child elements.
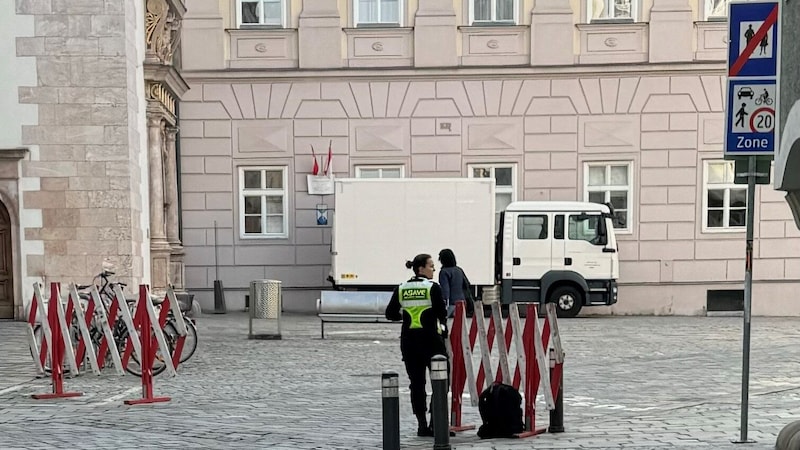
<box><xmin>398</xmin><ymin>279</ymin><xmax>433</xmax><ymax>330</ymax></box>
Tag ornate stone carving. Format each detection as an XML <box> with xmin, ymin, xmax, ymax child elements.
<box><xmin>255</xmin><ymin>43</ymin><xmax>268</xmax><ymax>53</ymax></box>
<box><xmin>487</xmin><ymin>40</ymin><xmax>500</xmax><ymax>49</ymax></box>
<box><xmin>604</xmin><ymin>37</ymin><xmax>619</xmax><ymax>47</ymax></box>
<box><xmin>145</xmin><ymin>0</ymin><xmax>182</xmax><ymax>65</ymax></box>
<box><xmin>147</xmin><ymin>82</ymin><xmax>176</xmax><ymax>115</ymax></box>
<box><xmin>371</xmin><ymin>42</ymin><xmax>384</xmax><ymax>52</ymax></box>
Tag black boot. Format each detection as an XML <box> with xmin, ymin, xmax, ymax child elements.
<box><xmin>416</xmin><ymin>413</ymin><xmax>433</xmax><ymax>437</ymax></box>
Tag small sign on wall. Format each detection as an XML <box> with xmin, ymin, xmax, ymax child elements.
<box><xmin>307</xmin><ymin>175</ymin><xmax>334</xmax><ymax>195</ymax></box>
<box><xmin>316</xmin><ymin>204</ymin><xmax>329</xmax><ymax>226</ymax></box>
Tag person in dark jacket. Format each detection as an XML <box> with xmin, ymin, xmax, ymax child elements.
<box><xmin>438</xmin><ymin>248</ymin><xmax>474</xmax><ymax>318</ymax></box>
<box><xmin>385</xmin><ymin>253</ymin><xmax>448</xmax><ymax>437</ymax></box>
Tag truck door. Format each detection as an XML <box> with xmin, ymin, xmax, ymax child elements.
<box><xmin>512</xmin><ymin>213</ymin><xmax>552</xmax><ymax>281</ymax></box>
<box><xmin>565</xmin><ymin>213</ymin><xmax>612</xmax><ymax>279</ymax></box>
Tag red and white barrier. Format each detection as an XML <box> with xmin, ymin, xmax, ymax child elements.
<box><xmin>26</xmin><ymin>283</ymin><xmax>82</xmax><ymax>399</ymax></box>
<box><xmin>71</xmin><ymin>284</ymin><xmax>124</xmax><ymax>375</ymax></box>
<box><xmin>123</xmin><ymin>284</ymin><xmax>187</xmax><ymax>405</ymax></box>
<box><xmin>448</xmin><ymin>300</ymin><xmax>565</xmax><ymax>437</ymax></box>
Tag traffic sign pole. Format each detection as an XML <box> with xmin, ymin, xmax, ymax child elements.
<box><xmin>734</xmin><ymin>155</ymin><xmax>757</xmax><ymax>444</ymax></box>
<box><xmin>725</xmin><ymin>1</ymin><xmax>780</xmax><ymax>444</ymax></box>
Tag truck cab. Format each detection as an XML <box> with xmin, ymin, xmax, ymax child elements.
<box><xmin>496</xmin><ymin>202</ymin><xmax>619</xmax><ymax>317</ymax></box>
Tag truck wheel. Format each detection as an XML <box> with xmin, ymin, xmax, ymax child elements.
<box><xmin>549</xmin><ymin>286</ymin><xmax>582</xmax><ymax>318</ymax></box>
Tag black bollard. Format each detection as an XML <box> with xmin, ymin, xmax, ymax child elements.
<box><xmin>382</xmin><ymin>371</ymin><xmax>400</xmax><ymax>450</ymax></box>
<box><xmin>431</xmin><ymin>354</ymin><xmax>451</xmax><ymax>450</ymax></box>
<box><xmin>548</xmin><ymin>349</ymin><xmax>565</xmax><ymax>433</ymax></box>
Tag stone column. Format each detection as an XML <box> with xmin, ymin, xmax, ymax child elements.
<box><xmin>413</xmin><ymin>0</ymin><xmax>458</xmax><ymax>67</ymax></box>
<box><xmin>147</xmin><ymin>106</ymin><xmax>171</xmax><ymax>291</ymax></box>
<box><xmin>298</xmin><ymin>0</ymin><xmax>342</xmax><ymax>68</ymax></box>
<box><xmin>164</xmin><ymin>126</ymin><xmax>186</xmax><ymax>291</ymax></box>
<box><xmin>649</xmin><ymin>0</ymin><xmax>693</xmax><ymax>63</ymax></box>
<box><xmin>164</xmin><ymin>127</ymin><xmax>180</xmax><ymax>246</ymax></box>
<box><xmin>530</xmin><ymin>0</ymin><xmax>575</xmax><ymax>66</ymax></box>
<box><xmin>147</xmin><ymin>110</ymin><xmax>168</xmax><ymax>246</ymax></box>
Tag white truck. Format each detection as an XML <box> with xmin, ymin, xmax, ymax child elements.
<box><xmin>329</xmin><ymin>178</ymin><xmax>619</xmax><ymax>317</ymax></box>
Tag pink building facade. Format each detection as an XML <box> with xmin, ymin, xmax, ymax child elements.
<box><xmin>178</xmin><ymin>0</ymin><xmax>800</xmax><ymax>315</ymax></box>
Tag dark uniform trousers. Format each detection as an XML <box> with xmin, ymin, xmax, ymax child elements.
<box><xmin>401</xmin><ymin>335</ymin><xmax>448</xmax><ymax>415</ymax></box>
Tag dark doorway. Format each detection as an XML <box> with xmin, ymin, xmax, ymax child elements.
<box><xmin>0</xmin><ymin>201</ymin><xmax>13</xmax><ymax>319</ymax></box>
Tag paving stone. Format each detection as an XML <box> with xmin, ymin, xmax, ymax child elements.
<box><xmin>0</xmin><ymin>314</ymin><xmax>796</xmax><ymax>448</ymax></box>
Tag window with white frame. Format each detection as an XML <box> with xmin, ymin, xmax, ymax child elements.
<box><xmin>470</xmin><ymin>0</ymin><xmax>517</xmax><ymax>24</ymax></box>
<box><xmin>705</xmin><ymin>0</ymin><xmax>728</xmax><ymax>20</ymax></box>
<box><xmin>239</xmin><ymin>167</ymin><xmax>288</xmax><ymax>238</ymax></box>
<box><xmin>588</xmin><ymin>0</ymin><xmax>637</xmax><ymax>21</ymax></box>
<box><xmin>355</xmin><ymin>165</ymin><xmax>404</xmax><ymax>178</ymax></box>
<box><xmin>584</xmin><ymin>162</ymin><xmax>632</xmax><ymax>231</ymax></box>
<box><xmin>703</xmin><ymin>161</ymin><xmax>747</xmax><ymax>231</ymax></box>
<box><xmin>468</xmin><ymin>164</ymin><xmax>517</xmax><ymax>229</ymax></box>
<box><xmin>238</xmin><ymin>0</ymin><xmax>285</xmax><ymax>27</ymax></box>
<box><xmin>354</xmin><ymin>0</ymin><xmax>402</xmax><ymax>26</ymax></box>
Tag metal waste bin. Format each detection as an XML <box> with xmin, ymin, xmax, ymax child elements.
<box><xmin>248</xmin><ymin>279</ymin><xmax>282</xmax><ymax>340</ymax></box>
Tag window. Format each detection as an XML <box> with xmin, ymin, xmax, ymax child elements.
<box><xmin>705</xmin><ymin>0</ymin><xmax>728</xmax><ymax>20</ymax></box>
<box><xmin>518</xmin><ymin>216</ymin><xmax>547</xmax><ymax>240</ymax></box>
<box><xmin>469</xmin><ymin>163</ymin><xmax>517</xmax><ymax>229</ymax></box>
<box><xmin>569</xmin><ymin>214</ymin><xmax>602</xmax><ymax>244</ymax></box>
<box><xmin>354</xmin><ymin>0</ymin><xmax>401</xmax><ymax>26</ymax></box>
<box><xmin>238</xmin><ymin>0</ymin><xmax>285</xmax><ymax>27</ymax></box>
<box><xmin>703</xmin><ymin>161</ymin><xmax>747</xmax><ymax>231</ymax></box>
<box><xmin>470</xmin><ymin>0</ymin><xmax>516</xmax><ymax>24</ymax></box>
<box><xmin>588</xmin><ymin>0</ymin><xmax>636</xmax><ymax>21</ymax></box>
<box><xmin>239</xmin><ymin>167</ymin><xmax>288</xmax><ymax>238</ymax></box>
<box><xmin>584</xmin><ymin>162</ymin><xmax>631</xmax><ymax>231</ymax></box>
<box><xmin>355</xmin><ymin>165</ymin><xmax>404</xmax><ymax>178</ymax></box>
<box><xmin>554</xmin><ymin>215</ymin><xmax>565</xmax><ymax>240</ymax></box>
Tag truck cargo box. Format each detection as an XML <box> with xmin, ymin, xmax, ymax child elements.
<box><xmin>331</xmin><ymin>178</ymin><xmax>495</xmax><ymax>287</ymax></box>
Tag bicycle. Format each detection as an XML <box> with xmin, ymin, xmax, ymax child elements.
<box><xmin>755</xmin><ymin>93</ymin><xmax>774</xmax><ymax>106</ymax></box>
<box><xmin>29</xmin><ymin>270</ymin><xmax>196</xmax><ymax>377</ymax></box>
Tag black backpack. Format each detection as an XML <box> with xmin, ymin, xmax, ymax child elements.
<box><xmin>477</xmin><ymin>382</ymin><xmax>524</xmax><ymax>439</ymax></box>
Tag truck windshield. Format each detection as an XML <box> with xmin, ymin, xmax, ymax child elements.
<box><xmin>568</xmin><ymin>214</ymin><xmax>604</xmax><ymax>245</ymax></box>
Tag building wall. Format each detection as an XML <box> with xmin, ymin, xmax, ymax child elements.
<box><xmin>179</xmin><ymin>0</ymin><xmax>800</xmax><ymax>315</ymax></box>
<box><xmin>11</xmin><ymin>0</ymin><xmax>149</xmax><ymax>318</ymax></box>
<box><xmin>0</xmin><ymin>0</ymin><xmax>39</xmax><ymax>318</ymax></box>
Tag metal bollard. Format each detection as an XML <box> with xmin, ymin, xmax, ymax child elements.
<box><xmin>548</xmin><ymin>349</ymin><xmax>565</xmax><ymax>433</ymax></box>
<box><xmin>431</xmin><ymin>354</ymin><xmax>451</xmax><ymax>450</ymax></box>
<box><xmin>382</xmin><ymin>371</ymin><xmax>400</xmax><ymax>450</ymax></box>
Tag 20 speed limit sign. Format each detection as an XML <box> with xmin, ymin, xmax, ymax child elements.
<box><xmin>749</xmin><ymin>107</ymin><xmax>775</xmax><ymax>133</ymax></box>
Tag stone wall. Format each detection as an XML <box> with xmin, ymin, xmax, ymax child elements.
<box><xmin>15</xmin><ymin>0</ymin><xmax>148</xmax><ymax>309</ymax></box>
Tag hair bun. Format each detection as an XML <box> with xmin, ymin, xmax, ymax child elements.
<box><xmin>405</xmin><ymin>260</ymin><xmax>414</xmax><ymax>269</ymax></box>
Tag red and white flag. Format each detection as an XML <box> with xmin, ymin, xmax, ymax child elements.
<box><xmin>310</xmin><ymin>145</ymin><xmax>319</xmax><ymax>175</ymax></box>
<box><xmin>324</xmin><ymin>140</ymin><xmax>333</xmax><ymax>176</ymax></box>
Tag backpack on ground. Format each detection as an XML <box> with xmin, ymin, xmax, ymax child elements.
<box><xmin>476</xmin><ymin>382</ymin><xmax>524</xmax><ymax>439</ymax></box>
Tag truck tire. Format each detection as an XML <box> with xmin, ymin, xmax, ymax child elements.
<box><xmin>549</xmin><ymin>285</ymin><xmax>583</xmax><ymax>318</ymax></box>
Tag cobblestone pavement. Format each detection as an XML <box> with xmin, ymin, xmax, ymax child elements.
<box><xmin>1</xmin><ymin>313</ymin><xmax>800</xmax><ymax>449</ymax></box>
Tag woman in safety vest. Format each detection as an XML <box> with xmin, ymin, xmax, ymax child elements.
<box><xmin>385</xmin><ymin>253</ymin><xmax>448</xmax><ymax>437</ymax></box>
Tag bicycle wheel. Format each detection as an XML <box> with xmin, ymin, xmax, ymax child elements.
<box><xmin>163</xmin><ymin>319</ymin><xmax>198</xmax><ymax>364</ymax></box>
<box><xmin>30</xmin><ymin>324</ymin><xmax>80</xmax><ymax>375</ymax></box>
<box><xmin>121</xmin><ymin>326</ymin><xmax>174</xmax><ymax>377</ymax></box>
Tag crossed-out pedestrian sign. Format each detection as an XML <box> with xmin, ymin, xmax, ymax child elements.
<box><xmin>725</xmin><ymin>0</ymin><xmax>780</xmax><ymax>157</ymax></box>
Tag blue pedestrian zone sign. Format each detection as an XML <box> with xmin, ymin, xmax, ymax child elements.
<box><xmin>725</xmin><ymin>0</ymin><xmax>779</xmax><ymax>157</ymax></box>
<box><xmin>727</xmin><ymin>1</ymin><xmax>779</xmax><ymax>78</ymax></box>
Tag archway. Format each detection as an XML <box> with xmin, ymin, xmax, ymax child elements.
<box><xmin>0</xmin><ymin>200</ymin><xmax>12</xmax><ymax>319</ymax></box>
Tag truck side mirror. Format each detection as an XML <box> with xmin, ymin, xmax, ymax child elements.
<box><xmin>596</xmin><ymin>216</ymin><xmax>608</xmax><ymax>246</ymax></box>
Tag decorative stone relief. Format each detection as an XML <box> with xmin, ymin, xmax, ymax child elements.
<box><xmin>467</xmin><ymin>123</ymin><xmax>516</xmax><ymax>150</ymax></box>
<box><xmin>355</xmin><ymin>125</ymin><xmax>404</xmax><ymax>151</ymax></box>
<box><xmin>145</xmin><ymin>0</ymin><xmax>182</xmax><ymax>65</ymax></box>
<box><xmin>234</xmin><ymin>122</ymin><xmax>291</xmax><ymax>153</ymax></box>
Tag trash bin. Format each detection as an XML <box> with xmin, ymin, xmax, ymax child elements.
<box><xmin>248</xmin><ymin>280</ymin><xmax>282</xmax><ymax>340</ymax></box>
